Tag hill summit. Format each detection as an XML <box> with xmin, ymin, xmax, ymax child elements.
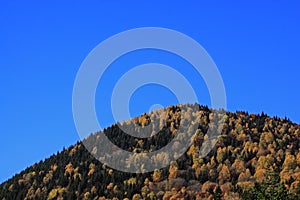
<box><xmin>1</xmin><ymin>104</ymin><xmax>300</xmax><ymax>199</ymax></box>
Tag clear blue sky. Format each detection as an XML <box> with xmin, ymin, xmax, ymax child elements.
<box><xmin>1</xmin><ymin>1</ymin><xmax>299</xmax><ymax>183</ymax></box>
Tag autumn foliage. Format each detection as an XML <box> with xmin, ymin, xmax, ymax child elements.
<box><xmin>0</xmin><ymin>104</ymin><xmax>299</xmax><ymax>199</ymax></box>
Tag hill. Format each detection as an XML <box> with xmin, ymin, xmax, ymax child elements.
<box><xmin>1</xmin><ymin>104</ymin><xmax>300</xmax><ymax>199</ymax></box>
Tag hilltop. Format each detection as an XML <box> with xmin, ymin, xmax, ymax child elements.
<box><xmin>0</xmin><ymin>104</ymin><xmax>299</xmax><ymax>199</ymax></box>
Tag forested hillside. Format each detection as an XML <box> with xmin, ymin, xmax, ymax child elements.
<box><xmin>1</xmin><ymin>104</ymin><xmax>299</xmax><ymax>200</ymax></box>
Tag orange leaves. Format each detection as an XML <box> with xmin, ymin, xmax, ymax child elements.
<box><xmin>231</xmin><ymin>159</ymin><xmax>246</xmax><ymax>175</ymax></box>
<box><xmin>88</xmin><ymin>163</ymin><xmax>95</xmax><ymax>176</ymax></box>
<box><xmin>218</xmin><ymin>165</ymin><xmax>231</xmax><ymax>185</ymax></box>
<box><xmin>64</xmin><ymin>163</ymin><xmax>74</xmax><ymax>176</ymax></box>
<box><xmin>216</xmin><ymin>147</ymin><xmax>227</xmax><ymax>164</ymax></box>
<box><xmin>254</xmin><ymin>169</ymin><xmax>266</xmax><ymax>183</ymax></box>
<box><xmin>187</xmin><ymin>144</ymin><xmax>199</xmax><ymax>158</ymax></box>
<box><xmin>169</xmin><ymin>161</ymin><xmax>179</xmax><ymax>179</ymax></box>
<box><xmin>282</xmin><ymin>154</ymin><xmax>297</xmax><ymax>170</ymax></box>
<box><xmin>152</xmin><ymin>169</ymin><xmax>162</xmax><ymax>182</ymax></box>
<box><xmin>280</xmin><ymin>154</ymin><xmax>298</xmax><ymax>184</ymax></box>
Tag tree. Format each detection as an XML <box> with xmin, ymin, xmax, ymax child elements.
<box><xmin>152</xmin><ymin>169</ymin><xmax>162</xmax><ymax>182</ymax></box>
<box><xmin>218</xmin><ymin>165</ymin><xmax>231</xmax><ymax>185</ymax></box>
<box><xmin>168</xmin><ymin>161</ymin><xmax>179</xmax><ymax>179</ymax></box>
<box><xmin>241</xmin><ymin>170</ymin><xmax>290</xmax><ymax>200</ymax></box>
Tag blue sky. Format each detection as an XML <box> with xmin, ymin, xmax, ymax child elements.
<box><xmin>0</xmin><ymin>1</ymin><xmax>299</xmax><ymax>183</ymax></box>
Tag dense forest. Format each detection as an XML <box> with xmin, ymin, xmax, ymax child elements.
<box><xmin>1</xmin><ymin>104</ymin><xmax>299</xmax><ymax>200</ymax></box>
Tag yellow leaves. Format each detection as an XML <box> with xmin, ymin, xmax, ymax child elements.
<box><xmin>73</xmin><ymin>167</ymin><xmax>82</xmax><ymax>180</ymax></box>
<box><xmin>102</xmin><ymin>164</ymin><xmax>107</xmax><ymax>170</ymax></box>
<box><xmin>127</xmin><ymin>153</ymin><xmax>151</xmax><ymax>172</ymax></box>
<box><xmin>35</xmin><ymin>188</ymin><xmax>41</xmax><ymax>198</ymax></box>
<box><xmin>141</xmin><ymin>185</ymin><xmax>149</xmax><ymax>198</ymax></box>
<box><xmin>242</xmin><ymin>141</ymin><xmax>258</xmax><ymax>158</ymax></box>
<box><xmin>151</xmin><ymin>152</ymin><xmax>169</xmax><ymax>167</ymax></box>
<box><xmin>220</xmin><ymin>182</ymin><xmax>232</xmax><ymax>195</ymax></box>
<box><xmin>6</xmin><ymin>105</ymin><xmax>300</xmax><ymax>199</ymax></box>
<box><xmin>216</xmin><ymin>147</ymin><xmax>227</xmax><ymax>163</ymax></box>
<box><xmin>91</xmin><ymin>146</ymin><xmax>97</xmax><ymax>155</ymax></box>
<box><xmin>218</xmin><ymin>165</ymin><xmax>231</xmax><ymax>184</ymax></box>
<box><xmin>245</xmin><ymin>168</ymin><xmax>251</xmax><ymax>179</ymax></box>
<box><xmin>132</xmin><ymin>193</ymin><xmax>142</xmax><ymax>200</ymax></box>
<box><xmin>57</xmin><ymin>187</ymin><xmax>67</xmax><ymax>194</ymax></box>
<box><xmin>256</xmin><ymin>155</ymin><xmax>274</xmax><ymax>171</ymax></box>
<box><xmin>23</xmin><ymin>171</ymin><xmax>36</xmax><ymax>182</ymax></box>
<box><xmin>170</xmin><ymin>122</ymin><xmax>178</xmax><ymax>135</ymax></box>
<box><xmin>290</xmin><ymin>181</ymin><xmax>300</xmax><ymax>193</ymax></box>
<box><xmin>69</xmin><ymin>145</ymin><xmax>78</xmax><ymax>156</ymax></box>
<box><xmin>261</xmin><ymin>132</ymin><xmax>275</xmax><ymax>144</ymax></box>
<box><xmin>91</xmin><ymin>186</ymin><xmax>97</xmax><ymax>194</ymax></box>
<box><xmin>88</xmin><ymin>163</ymin><xmax>95</xmax><ymax>176</ymax></box>
<box><xmin>280</xmin><ymin>154</ymin><xmax>298</xmax><ymax>184</ymax></box>
<box><xmin>282</xmin><ymin>154</ymin><xmax>297</xmax><ymax>170</ymax></box>
<box><xmin>113</xmin><ymin>185</ymin><xmax>119</xmax><ymax>193</ymax></box>
<box><xmin>47</xmin><ymin>189</ymin><xmax>58</xmax><ymax>200</ymax></box>
<box><xmin>137</xmin><ymin>140</ymin><xmax>144</xmax><ymax>148</ymax></box>
<box><xmin>209</xmin><ymin>156</ymin><xmax>217</xmax><ymax>168</ymax></box>
<box><xmin>169</xmin><ymin>162</ymin><xmax>179</xmax><ymax>179</ymax></box>
<box><xmin>238</xmin><ymin>169</ymin><xmax>251</xmax><ymax>182</ymax></box>
<box><xmin>136</xmin><ymin>114</ymin><xmax>151</xmax><ymax>127</ymax></box>
<box><xmin>89</xmin><ymin>163</ymin><xmax>95</xmax><ymax>169</ymax></box>
<box><xmin>152</xmin><ymin>169</ymin><xmax>162</xmax><ymax>182</ymax></box>
<box><xmin>280</xmin><ymin>170</ymin><xmax>293</xmax><ymax>184</ymax></box>
<box><xmin>294</xmin><ymin>128</ymin><xmax>300</xmax><ymax>137</ymax></box>
<box><xmin>64</xmin><ymin>162</ymin><xmax>81</xmax><ymax>180</ymax></box>
<box><xmin>231</xmin><ymin>159</ymin><xmax>246</xmax><ymax>175</ymax></box>
<box><xmin>279</xmin><ymin>124</ymin><xmax>288</xmax><ymax>134</ymax></box>
<box><xmin>83</xmin><ymin>191</ymin><xmax>90</xmax><ymax>200</ymax></box>
<box><xmin>265</xmin><ymin>132</ymin><xmax>274</xmax><ymax>144</ymax></box>
<box><xmin>296</xmin><ymin>152</ymin><xmax>300</xmax><ymax>166</ymax></box>
<box><xmin>162</xmin><ymin>191</ymin><xmax>177</xmax><ymax>200</ymax></box>
<box><xmin>144</xmin><ymin>178</ymin><xmax>150</xmax><ymax>186</ymax></box>
<box><xmin>238</xmin><ymin>172</ymin><xmax>248</xmax><ymax>182</ymax></box>
<box><xmin>64</xmin><ymin>163</ymin><xmax>74</xmax><ymax>176</ymax></box>
<box><xmin>236</xmin><ymin>124</ymin><xmax>243</xmax><ymax>134</ymax></box>
<box><xmin>192</xmin><ymin>158</ymin><xmax>204</xmax><ymax>169</ymax></box>
<box><xmin>124</xmin><ymin>177</ymin><xmax>137</xmax><ymax>186</ymax></box>
<box><xmin>251</xmin><ymin>128</ymin><xmax>259</xmax><ymax>135</ymax></box>
<box><xmin>25</xmin><ymin>186</ymin><xmax>35</xmax><ymax>199</ymax></box>
<box><xmin>8</xmin><ymin>184</ymin><xmax>14</xmax><ymax>191</ymax></box>
<box><xmin>237</xmin><ymin>181</ymin><xmax>255</xmax><ymax>191</ymax></box>
<box><xmin>145</xmin><ymin>191</ymin><xmax>155</xmax><ymax>200</ymax></box>
<box><xmin>47</xmin><ymin>187</ymin><xmax>66</xmax><ymax>200</ymax></box>
<box><xmin>237</xmin><ymin>132</ymin><xmax>247</xmax><ymax>142</ymax></box>
<box><xmin>187</xmin><ymin>144</ymin><xmax>199</xmax><ymax>158</ymax></box>
<box><xmin>51</xmin><ymin>164</ymin><xmax>57</xmax><ymax>172</ymax></box>
<box><xmin>43</xmin><ymin>171</ymin><xmax>53</xmax><ymax>184</ymax></box>
<box><xmin>254</xmin><ymin>169</ymin><xmax>266</xmax><ymax>183</ymax></box>
<box><xmin>132</xmin><ymin>148</ymin><xmax>138</xmax><ymax>153</ymax></box>
<box><xmin>107</xmin><ymin>183</ymin><xmax>114</xmax><ymax>190</ymax></box>
<box><xmin>202</xmin><ymin>181</ymin><xmax>217</xmax><ymax>193</ymax></box>
<box><xmin>267</xmin><ymin>143</ymin><xmax>276</xmax><ymax>155</ymax></box>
